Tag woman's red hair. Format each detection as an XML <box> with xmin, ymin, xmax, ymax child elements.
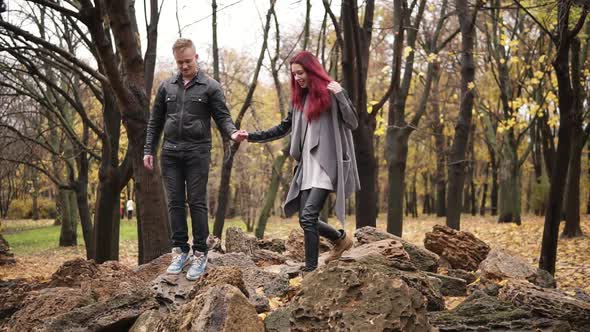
<box><xmin>290</xmin><ymin>51</ymin><xmax>332</xmax><ymax>121</ymax></box>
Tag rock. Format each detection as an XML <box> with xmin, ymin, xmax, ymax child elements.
<box><xmin>283</xmin><ymin>256</ymin><xmax>432</xmax><ymax>331</ymax></box>
<box><xmin>424</xmin><ymin>225</ymin><xmax>490</xmax><ymax>271</ymax></box>
<box><xmin>49</xmin><ymin>259</ymin><xmax>148</xmax><ymax>300</ymax></box>
<box><xmin>225</xmin><ymin>227</ymin><xmax>258</xmax><ymax>255</ymax></box>
<box><xmin>426</xmin><ymin>272</ymin><xmax>467</xmax><ymax>296</ymax></box>
<box><xmin>5</xmin><ymin>287</ymin><xmax>95</xmax><ymax>331</ymax></box>
<box><xmin>257</xmin><ymin>238</ymin><xmax>286</xmax><ymax>253</ymax></box>
<box><xmin>447</xmin><ymin>268</ymin><xmax>478</xmax><ymax>285</ymax></box>
<box><xmin>263</xmin><ymin>263</ymin><xmax>303</xmax><ymax>279</ymax></box>
<box><xmin>264</xmin><ymin>307</ymin><xmax>290</xmax><ymax>332</ymax></box>
<box><xmin>153</xmin><ymin>273</ymin><xmax>201</xmax><ymax>311</ymax></box>
<box><xmin>209</xmin><ymin>252</ymin><xmax>257</xmax><ymax>268</ymax></box>
<box><xmin>224</xmin><ymin>228</ymin><xmax>287</xmax><ymax>266</ymax></box>
<box><xmin>134</xmin><ymin>253</ymin><xmax>173</xmax><ymax>283</ymax></box>
<box><xmin>478</xmin><ymin>249</ymin><xmax>555</xmax><ymax>288</ymax></box>
<box><xmin>345</xmin><ymin>239</ymin><xmax>411</xmax><ymax>262</ymax></box>
<box><xmin>42</xmin><ymin>288</ymin><xmax>158</xmax><ymax>331</ymax></box>
<box><xmin>130</xmin><ymin>310</ymin><xmax>165</xmax><ymax>332</ymax></box>
<box><xmin>188</xmin><ymin>266</ymin><xmax>249</xmax><ymax>299</ymax></box>
<box><xmin>209</xmin><ymin>252</ymin><xmax>289</xmax><ymax>299</ymax></box>
<box><xmin>429</xmin><ymin>290</ymin><xmax>572</xmax><ymax>331</ymax></box>
<box><xmin>6</xmin><ymin>258</ymin><xmax>159</xmax><ymax>331</ymax></box>
<box><xmin>0</xmin><ymin>278</ymin><xmax>42</xmax><ymax>322</ymax></box>
<box><xmin>158</xmin><ymin>284</ymin><xmax>264</xmax><ymax>332</ymax></box>
<box><xmin>284</xmin><ymin>229</ymin><xmax>332</xmax><ymax>262</ymax></box>
<box><xmin>0</xmin><ymin>234</ymin><xmax>16</xmax><ymax>265</ymax></box>
<box><xmin>251</xmin><ymin>249</ymin><xmax>287</xmax><ymax>267</ymax></box>
<box><xmin>498</xmin><ymin>279</ymin><xmax>590</xmax><ymax>331</ymax></box>
<box><xmin>354</xmin><ymin>226</ymin><xmax>439</xmax><ymax>272</ymax></box>
<box><xmin>342</xmin><ymin>246</ymin><xmax>444</xmax><ymax>311</ymax></box>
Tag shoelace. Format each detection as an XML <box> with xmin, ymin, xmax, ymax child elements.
<box><xmin>192</xmin><ymin>255</ymin><xmax>206</xmax><ymax>266</ymax></box>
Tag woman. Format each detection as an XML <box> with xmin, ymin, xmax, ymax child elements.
<box><xmin>246</xmin><ymin>51</ymin><xmax>360</xmax><ymax>272</ymax></box>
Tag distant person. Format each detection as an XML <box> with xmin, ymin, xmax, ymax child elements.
<box><xmin>244</xmin><ymin>51</ymin><xmax>359</xmax><ymax>273</ymax></box>
<box><xmin>143</xmin><ymin>38</ymin><xmax>247</xmax><ymax>280</ymax></box>
<box><xmin>126</xmin><ymin>199</ymin><xmax>134</xmax><ymax>220</ymax></box>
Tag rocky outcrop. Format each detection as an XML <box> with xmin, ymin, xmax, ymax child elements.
<box><xmin>354</xmin><ymin>226</ymin><xmax>439</xmax><ymax>272</ymax></box>
<box><xmin>224</xmin><ymin>227</ymin><xmax>287</xmax><ymax>266</ymax></box>
<box><xmin>157</xmin><ymin>284</ymin><xmax>264</xmax><ymax>332</ymax></box>
<box><xmin>424</xmin><ymin>225</ymin><xmax>490</xmax><ymax>271</ymax></box>
<box><xmin>478</xmin><ymin>249</ymin><xmax>555</xmax><ymax>288</ymax></box>
<box><xmin>429</xmin><ymin>290</ymin><xmax>572</xmax><ymax>331</ymax></box>
<box><xmin>498</xmin><ymin>279</ymin><xmax>590</xmax><ymax>331</ymax></box>
<box><xmin>278</xmin><ymin>256</ymin><xmax>432</xmax><ymax>331</ymax></box>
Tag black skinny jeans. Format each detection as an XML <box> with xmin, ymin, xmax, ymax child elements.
<box><xmin>299</xmin><ymin>188</ymin><xmax>343</xmax><ymax>270</ymax></box>
<box><xmin>161</xmin><ymin>147</ymin><xmax>210</xmax><ymax>254</ymax></box>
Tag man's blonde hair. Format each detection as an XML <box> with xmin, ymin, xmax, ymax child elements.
<box><xmin>172</xmin><ymin>38</ymin><xmax>196</xmax><ymax>54</ymax></box>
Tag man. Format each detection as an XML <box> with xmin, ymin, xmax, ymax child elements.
<box><xmin>126</xmin><ymin>198</ymin><xmax>134</xmax><ymax>220</ymax></box>
<box><xmin>144</xmin><ymin>38</ymin><xmax>247</xmax><ymax>280</ymax></box>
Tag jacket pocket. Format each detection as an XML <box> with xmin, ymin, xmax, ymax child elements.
<box><xmin>188</xmin><ymin>95</ymin><xmax>209</xmax><ymax>116</ymax></box>
<box><xmin>184</xmin><ymin>117</ymin><xmax>207</xmax><ymax>140</ymax></box>
<box><xmin>165</xmin><ymin>94</ymin><xmax>177</xmax><ymax>114</ymax></box>
<box><xmin>163</xmin><ymin>114</ymin><xmax>179</xmax><ymax>139</ymax></box>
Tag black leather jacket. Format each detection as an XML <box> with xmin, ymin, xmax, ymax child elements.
<box><xmin>144</xmin><ymin>71</ymin><xmax>237</xmax><ymax>155</ymax></box>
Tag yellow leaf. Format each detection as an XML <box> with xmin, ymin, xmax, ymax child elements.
<box><xmin>427</xmin><ymin>53</ymin><xmax>438</xmax><ymax>63</ymax></box>
<box><xmin>467</xmin><ymin>81</ymin><xmax>475</xmax><ymax>90</ymax></box>
<box><xmin>403</xmin><ymin>46</ymin><xmax>414</xmax><ymax>59</ymax></box>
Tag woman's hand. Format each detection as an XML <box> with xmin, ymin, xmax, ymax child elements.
<box><xmin>327</xmin><ymin>81</ymin><xmax>343</xmax><ymax>94</ymax></box>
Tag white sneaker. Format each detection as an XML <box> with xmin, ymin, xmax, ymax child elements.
<box><xmin>166</xmin><ymin>248</ymin><xmax>191</xmax><ymax>274</ymax></box>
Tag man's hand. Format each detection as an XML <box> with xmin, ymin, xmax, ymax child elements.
<box><xmin>327</xmin><ymin>81</ymin><xmax>343</xmax><ymax>94</ymax></box>
<box><xmin>231</xmin><ymin>130</ymin><xmax>249</xmax><ymax>142</ymax></box>
<box><xmin>143</xmin><ymin>155</ymin><xmax>154</xmax><ymax>171</ymax></box>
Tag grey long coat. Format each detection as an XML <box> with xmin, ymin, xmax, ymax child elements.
<box><xmin>248</xmin><ymin>91</ymin><xmax>360</xmax><ymax>224</ymax></box>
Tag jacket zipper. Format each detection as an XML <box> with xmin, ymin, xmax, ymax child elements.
<box><xmin>178</xmin><ymin>84</ymin><xmax>187</xmax><ymax>139</ymax></box>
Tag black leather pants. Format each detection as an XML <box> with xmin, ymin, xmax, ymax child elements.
<box><xmin>299</xmin><ymin>188</ymin><xmax>343</xmax><ymax>270</ymax></box>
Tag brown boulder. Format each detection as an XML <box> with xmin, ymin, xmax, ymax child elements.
<box><xmin>478</xmin><ymin>249</ymin><xmax>555</xmax><ymax>288</ymax></box>
<box><xmin>498</xmin><ymin>279</ymin><xmax>590</xmax><ymax>331</ymax></box>
<box><xmin>130</xmin><ymin>310</ymin><xmax>165</xmax><ymax>332</ymax></box>
<box><xmin>5</xmin><ymin>287</ymin><xmax>94</xmax><ymax>331</ymax></box>
<box><xmin>134</xmin><ymin>253</ymin><xmax>173</xmax><ymax>283</ymax></box>
<box><xmin>344</xmin><ymin>238</ymin><xmax>411</xmax><ymax>261</ymax></box>
<box><xmin>158</xmin><ymin>284</ymin><xmax>264</xmax><ymax>332</ymax></box>
<box><xmin>429</xmin><ymin>290</ymin><xmax>572</xmax><ymax>331</ymax></box>
<box><xmin>224</xmin><ymin>227</ymin><xmax>287</xmax><ymax>266</ymax></box>
<box><xmin>426</xmin><ymin>272</ymin><xmax>467</xmax><ymax>296</ymax></box>
<box><xmin>43</xmin><ymin>288</ymin><xmax>158</xmax><ymax>331</ymax></box>
<box><xmin>342</xmin><ymin>244</ymin><xmax>444</xmax><ymax>311</ymax></box>
<box><xmin>284</xmin><ymin>256</ymin><xmax>432</xmax><ymax>331</ymax></box>
<box><xmin>424</xmin><ymin>225</ymin><xmax>490</xmax><ymax>271</ymax></box>
<box><xmin>354</xmin><ymin>226</ymin><xmax>439</xmax><ymax>272</ymax></box>
<box><xmin>0</xmin><ymin>278</ymin><xmax>43</xmax><ymax>322</ymax></box>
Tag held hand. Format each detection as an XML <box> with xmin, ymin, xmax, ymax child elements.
<box><xmin>327</xmin><ymin>81</ymin><xmax>343</xmax><ymax>94</ymax></box>
<box><xmin>143</xmin><ymin>155</ymin><xmax>154</xmax><ymax>172</ymax></box>
<box><xmin>231</xmin><ymin>130</ymin><xmax>249</xmax><ymax>142</ymax></box>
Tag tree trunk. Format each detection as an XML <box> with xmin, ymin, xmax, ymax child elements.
<box><xmin>498</xmin><ymin>141</ymin><xmax>522</xmax><ymax>224</ymax></box>
<box><xmin>31</xmin><ymin>172</ymin><xmax>39</xmax><ymax>220</ymax></box>
<box><xmin>539</xmin><ymin>1</ymin><xmax>583</xmax><ymax>276</ymax></box>
<box><xmin>562</xmin><ymin>36</ymin><xmax>586</xmax><ymax>238</ymax></box>
<box><xmin>387</xmin><ymin>129</ymin><xmax>409</xmax><ymax>235</ymax></box>
<box><xmin>563</xmin><ymin>135</ymin><xmax>584</xmax><ymax>238</ymax></box>
<box><xmin>58</xmin><ymin>189</ymin><xmax>78</xmax><ymax>247</ymax></box>
<box><xmin>447</xmin><ymin>0</ymin><xmax>478</xmax><ymax>230</ymax></box>
<box><xmin>254</xmin><ymin>143</ymin><xmax>289</xmax><ymax>239</ymax></box>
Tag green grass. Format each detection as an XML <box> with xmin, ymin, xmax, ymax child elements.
<box><xmin>2</xmin><ymin>216</ymin><xmax>297</xmax><ymax>256</ymax></box>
